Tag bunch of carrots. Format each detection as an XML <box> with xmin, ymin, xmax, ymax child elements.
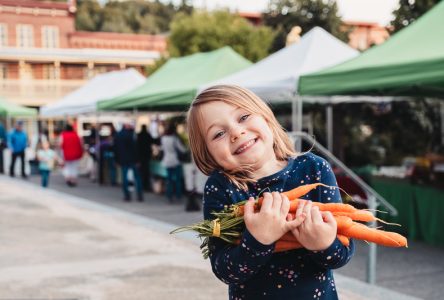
<box><xmin>171</xmin><ymin>183</ymin><xmax>407</xmax><ymax>258</ymax></box>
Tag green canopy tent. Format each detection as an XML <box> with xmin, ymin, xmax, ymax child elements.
<box><xmin>298</xmin><ymin>2</ymin><xmax>444</xmax><ymax>277</ymax></box>
<box><xmin>0</xmin><ymin>97</ymin><xmax>38</xmax><ymax>117</ymax></box>
<box><xmin>298</xmin><ymin>0</ymin><xmax>444</xmax><ymax>97</ymax></box>
<box><xmin>98</xmin><ymin>47</ymin><xmax>251</xmax><ymax>111</ymax></box>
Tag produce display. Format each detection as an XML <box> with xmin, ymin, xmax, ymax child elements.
<box><xmin>171</xmin><ymin>183</ymin><xmax>407</xmax><ymax>258</ymax></box>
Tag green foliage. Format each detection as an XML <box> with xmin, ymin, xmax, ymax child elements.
<box><xmin>391</xmin><ymin>0</ymin><xmax>441</xmax><ymax>33</ymax></box>
<box><xmin>264</xmin><ymin>0</ymin><xmax>348</xmax><ymax>52</ymax></box>
<box><xmin>75</xmin><ymin>0</ymin><xmax>103</xmax><ymax>31</ymax></box>
<box><xmin>316</xmin><ymin>99</ymin><xmax>442</xmax><ymax>167</ymax></box>
<box><xmin>168</xmin><ymin>11</ymin><xmax>274</xmax><ymax>62</ymax></box>
<box><xmin>145</xmin><ymin>55</ymin><xmax>169</xmax><ymax>75</ymax></box>
<box><xmin>75</xmin><ymin>0</ymin><xmax>184</xmax><ymax>34</ymax></box>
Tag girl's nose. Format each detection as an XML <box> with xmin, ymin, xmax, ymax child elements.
<box><xmin>230</xmin><ymin>127</ymin><xmax>244</xmax><ymax>143</ymax></box>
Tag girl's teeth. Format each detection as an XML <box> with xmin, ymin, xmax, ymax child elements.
<box><xmin>237</xmin><ymin>139</ymin><xmax>254</xmax><ymax>153</ymax></box>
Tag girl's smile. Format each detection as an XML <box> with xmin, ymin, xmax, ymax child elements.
<box><xmin>233</xmin><ymin>138</ymin><xmax>257</xmax><ymax>155</ymax></box>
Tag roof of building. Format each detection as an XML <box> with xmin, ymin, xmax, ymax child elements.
<box><xmin>0</xmin><ymin>47</ymin><xmax>159</xmax><ymax>64</ymax></box>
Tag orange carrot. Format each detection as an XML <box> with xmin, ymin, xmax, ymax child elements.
<box><xmin>280</xmin><ymin>231</ymin><xmax>297</xmax><ymax>242</ymax></box>
<box><xmin>274</xmin><ymin>240</ymin><xmax>303</xmax><ymax>253</ymax></box>
<box><xmin>319</xmin><ymin>203</ymin><xmax>357</xmax><ymax>213</ymax></box>
<box><xmin>332</xmin><ymin>210</ymin><xmax>376</xmax><ymax>223</ymax></box>
<box><xmin>333</xmin><ymin>215</ymin><xmax>354</xmax><ymax>230</ymax></box>
<box><xmin>339</xmin><ymin>222</ymin><xmax>407</xmax><ymax>247</ymax></box>
<box><xmin>337</xmin><ymin>234</ymin><xmax>350</xmax><ymax>247</ymax></box>
<box><xmin>288</xmin><ymin>199</ymin><xmax>357</xmax><ymax>214</ymax></box>
<box><xmin>282</xmin><ymin>183</ymin><xmax>331</xmax><ymax>200</ymax></box>
<box><xmin>235</xmin><ymin>184</ymin><xmax>345</xmax><ymax>216</ymax></box>
<box><xmin>280</xmin><ymin>231</ymin><xmax>350</xmax><ymax>248</ymax></box>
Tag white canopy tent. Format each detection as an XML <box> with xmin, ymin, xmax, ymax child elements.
<box><xmin>199</xmin><ymin>27</ymin><xmax>361</xmax><ymax>150</ymax></box>
<box><xmin>202</xmin><ymin>27</ymin><xmax>358</xmax><ymax>105</ymax></box>
<box><xmin>40</xmin><ymin>68</ymin><xmax>146</xmax><ymax>117</ymax></box>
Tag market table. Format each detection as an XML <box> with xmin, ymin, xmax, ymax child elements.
<box><xmin>370</xmin><ymin>176</ymin><xmax>444</xmax><ymax>246</ymax></box>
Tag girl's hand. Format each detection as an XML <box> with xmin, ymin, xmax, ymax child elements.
<box><xmin>244</xmin><ymin>192</ymin><xmax>305</xmax><ymax>245</ymax></box>
<box><xmin>288</xmin><ymin>200</ymin><xmax>337</xmax><ymax>251</ymax></box>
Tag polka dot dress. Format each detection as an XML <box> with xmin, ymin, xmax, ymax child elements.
<box><xmin>203</xmin><ymin>153</ymin><xmax>355</xmax><ymax>299</ymax></box>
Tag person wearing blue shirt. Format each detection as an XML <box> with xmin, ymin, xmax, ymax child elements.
<box><xmin>0</xmin><ymin>121</ymin><xmax>6</xmax><ymax>174</ymax></box>
<box><xmin>8</xmin><ymin>121</ymin><xmax>28</xmax><ymax>178</ymax></box>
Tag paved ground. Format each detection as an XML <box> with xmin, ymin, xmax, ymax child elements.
<box><xmin>1</xmin><ymin>172</ymin><xmax>440</xmax><ymax>299</ymax></box>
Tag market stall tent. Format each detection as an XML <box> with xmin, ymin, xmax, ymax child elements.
<box><xmin>98</xmin><ymin>46</ymin><xmax>251</xmax><ymax>111</ymax></box>
<box><xmin>40</xmin><ymin>68</ymin><xmax>145</xmax><ymax>117</ymax></box>
<box><xmin>298</xmin><ymin>1</ymin><xmax>444</xmax><ymax>97</ymax></box>
<box><xmin>0</xmin><ymin>97</ymin><xmax>37</xmax><ymax>117</ymax></box>
<box><xmin>201</xmin><ymin>27</ymin><xmax>358</xmax><ymax>104</ymax></box>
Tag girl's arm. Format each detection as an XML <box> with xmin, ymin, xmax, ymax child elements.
<box><xmin>203</xmin><ymin>177</ymin><xmax>275</xmax><ymax>285</ymax></box>
<box><xmin>305</xmin><ymin>157</ymin><xmax>355</xmax><ymax>269</ymax></box>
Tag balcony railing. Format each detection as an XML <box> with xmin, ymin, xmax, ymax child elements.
<box><xmin>0</xmin><ymin>79</ymin><xmax>86</xmax><ymax>106</ymax></box>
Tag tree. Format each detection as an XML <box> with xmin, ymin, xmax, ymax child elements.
<box><xmin>391</xmin><ymin>0</ymin><xmax>440</xmax><ymax>33</ymax></box>
<box><xmin>75</xmin><ymin>0</ymin><xmax>181</xmax><ymax>34</ymax></box>
<box><xmin>264</xmin><ymin>0</ymin><xmax>347</xmax><ymax>52</ymax></box>
<box><xmin>101</xmin><ymin>5</ymin><xmax>133</xmax><ymax>33</ymax></box>
<box><xmin>75</xmin><ymin>0</ymin><xmax>102</xmax><ymax>31</ymax></box>
<box><xmin>168</xmin><ymin>11</ymin><xmax>275</xmax><ymax>62</ymax></box>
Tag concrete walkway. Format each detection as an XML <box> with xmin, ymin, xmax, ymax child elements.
<box><xmin>0</xmin><ymin>175</ymin><xmax>426</xmax><ymax>299</ymax></box>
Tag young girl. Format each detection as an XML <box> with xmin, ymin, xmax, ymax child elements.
<box><xmin>37</xmin><ymin>140</ymin><xmax>59</xmax><ymax>188</ymax></box>
<box><xmin>187</xmin><ymin>85</ymin><xmax>354</xmax><ymax>299</ymax></box>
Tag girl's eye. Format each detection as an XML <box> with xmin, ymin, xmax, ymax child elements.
<box><xmin>213</xmin><ymin>131</ymin><xmax>225</xmax><ymax>140</ymax></box>
<box><xmin>239</xmin><ymin>114</ymin><xmax>250</xmax><ymax>122</ymax></box>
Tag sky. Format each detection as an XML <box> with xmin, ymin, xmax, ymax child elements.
<box><xmin>174</xmin><ymin>0</ymin><xmax>401</xmax><ymax>26</ymax></box>
<box><xmin>99</xmin><ymin>0</ymin><xmax>400</xmax><ymax>26</ymax></box>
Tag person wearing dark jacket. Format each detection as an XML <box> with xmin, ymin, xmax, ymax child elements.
<box><xmin>0</xmin><ymin>121</ymin><xmax>6</xmax><ymax>174</ymax></box>
<box><xmin>8</xmin><ymin>121</ymin><xmax>28</xmax><ymax>178</ymax></box>
<box><xmin>136</xmin><ymin>124</ymin><xmax>154</xmax><ymax>191</ymax></box>
<box><xmin>114</xmin><ymin>122</ymin><xmax>143</xmax><ymax>202</ymax></box>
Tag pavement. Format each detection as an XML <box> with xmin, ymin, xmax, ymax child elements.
<box><xmin>1</xmin><ymin>172</ymin><xmax>440</xmax><ymax>299</ymax></box>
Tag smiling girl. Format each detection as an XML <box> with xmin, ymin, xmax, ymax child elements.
<box><xmin>187</xmin><ymin>85</ymin><xmax>354</xmax><ymax>299</ymax></box>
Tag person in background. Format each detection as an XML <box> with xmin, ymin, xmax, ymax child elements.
<box><xmin>86</xmin><ymin>124</ymin><xmax>98</xmax><ymax>182</ymax></box>
<box><xmin>30</xmin><ymin>128</ymin><xmax>49</xmax><ymax>175</ymax></box>
<box><xmin>137</xmin><ymin>124</ymin><xmax>154</xmax><ymax>191</ymax></box>
<box><xmin>99</xmin><ymin>133</ymin><xmax>117</xmax><ymax>186</ymax></box>
<box><xmin>60</xmin><ymin>124</ymin><xmax>83</xmax><ymax>187</ymax></box>
<box><xmin>0</xmin><ymin>121</ymin><xmax>6</xmax><ymax>174</ymax></box>
<box><xmin>160</xmin><ymin>122</ymin><xmax>186</xmax><ymax>203</ymax></box>
<box><xmin>8</xmin><ymin>120</ymin><xmax>28</xmax><ymax>178</ymax></box>
<box><xmin>37</xmin><ymin>140</ymin><xmax>59</xmax><ymax>188</ymax></box>
<box><xmin>114</xmin><ymin>122</ymin><xmax>144</xmax><ymax>202</ymax></box>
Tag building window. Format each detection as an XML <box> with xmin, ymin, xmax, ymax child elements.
<box><xmin>0</xmin><ymin>63</ymin><xmax>7</xmax><ymax>79</ymax></box>
<box><xmin>42</xmin><ymin>26</ymin><xmax>59</xmax><ymax>48</ymax></box>
<box><xmin>16</xmin><ymin>24</ymin><xmax>34</xmax><ymax>48</ymax></box>
<box><xmin>0</xmin><ymin>24</ymin><xmax>7</xmax><ymax>47</ymax></box>
<box><xmin>43</xmin><ymin>64</ymin><xmax>60</xmax><ymax>80</ymax></box>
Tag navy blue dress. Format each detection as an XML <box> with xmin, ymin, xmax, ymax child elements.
<box><xmin>203</xmin><ymin>153</ymin><xmax>355</xmax><ymax>299</ymax></box>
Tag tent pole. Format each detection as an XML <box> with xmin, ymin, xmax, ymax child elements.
<box><xmin>95</xmin><ymin>112</ymin><xmax>100</xmax><ymax>184</ymax></box>
<box><xmin>366</xmin><ymin>194</ymin><xmax>377</xmax><ymax>284</ymax></box>
<box><xmin>326</xmin><ymin>104</ymin><xmax>333</xmax><ymax>153</ymax></box>
<box><xmin>292</xmin><ymin>95</ymin><xmax>302</xmax><ymax>152</ymax></box>
<box><xmin>441</xmin><ymin>101</ymin><xmax>444</xmax><ymax>146</ymax></box>
<box><xmin>291</xmin><ymin>97</ymin><xmax>297</xmax><ymax>132</ymax></box>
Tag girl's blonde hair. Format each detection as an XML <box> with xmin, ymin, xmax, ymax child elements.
<box><xmin>187</xmin><ymin>85</ymin><xmax>296</xmax><ymax>190</ymax></box>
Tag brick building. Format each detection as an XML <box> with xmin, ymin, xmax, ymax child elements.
<box><xmin>344</xmin><ymin>21</ymin><xmax>390</xmax><ymax>51</ymax></box>
<box><xmin>0</xmin><ymin>0</ymin><xmax>167</xmax><ymax>107</ymax></box>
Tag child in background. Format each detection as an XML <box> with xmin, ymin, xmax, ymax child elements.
<box><xmin>187</xmin><ymin>85</ymin><xmax>354</xmax><ymax>299</ymax></box>
<box><xmin>37</xmin><ymin>140</ymin><xmax>58</xmax><ymax>188</ymax></box>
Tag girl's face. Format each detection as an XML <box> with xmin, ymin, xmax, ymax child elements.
<box><xmin>199</xmin><ymin>101</ymin><xmax>276</xmax><ymax>174</ymax></box>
